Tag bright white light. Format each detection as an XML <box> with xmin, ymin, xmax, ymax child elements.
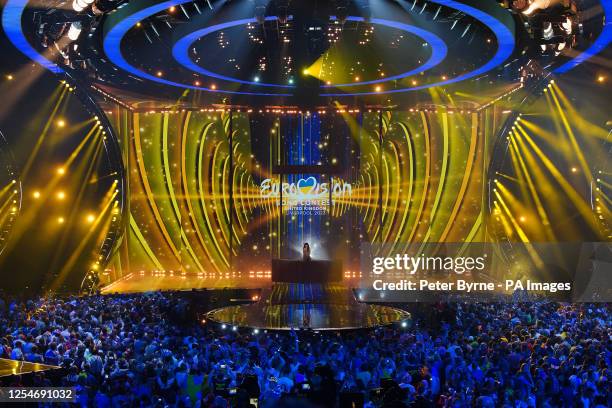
<box><xmin>72</xmin><ymin>0</ymin><xmax>91</xmax><ymax>12</ymax></box>
<box><xmin>561</xmin><ymin>17</ymin><xmax>572</xmax><ymax>34</ymax></box>
<box><xmin>72</xmin><ymin>0</ymin><xmax>85</xmax><ymax>12</ymax></box>
<box><xmin>542</xmin><ymin>22</ymin><xmax>553</xmax><ymax>40</ymax></box>
<box><xmin>67</xmin><ymin>22</ymin><xmax>82</xmax><ymax>41</ymax></box>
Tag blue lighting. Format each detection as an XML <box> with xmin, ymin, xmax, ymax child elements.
<box><xmin>103</xmin><ymin>0</ymin><xmax>291</xmax><ymax>96</ymax></box>
<box><xmin>173</xmin><ymin>15</ymin><xmax>447</xmax><ymax>89</ymax></box>
<box><xmin>322</xmin><ymin>0</ymin><xmax>516</xmax><ymax>96</ymax></box>
<box><xmin>173</xmin><ymin>16</ymin><xmax>294</xmax><ymax>88</ymax></box>
<box><xmin>554</xmin><ymin>0</ymin><xmax>611</xmax><ymax>74</ymax></box>
<box><xmin>2</xmin><ymin>0</ymin><xmax>63</xmax><ymax>74</ymax></box>
<box><xmin>4</xmin><ymin>0</ymin><xmax>609</xmax><ymax>97</ymax></box>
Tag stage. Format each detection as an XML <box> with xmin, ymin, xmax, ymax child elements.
<box><xmin>205</xmin><ymin>283</ymin><xmax>410</xmax><ymax>330</ymax></box>
<box><xmin>0</xmin><ymin>358</ymin><xmax>59</xmax><ymax>378</ymax></box>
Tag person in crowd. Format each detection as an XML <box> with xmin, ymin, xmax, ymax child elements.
<box><xmin>0</xmin><ymin>291</ymin><xmax>609</xmax><ymax>407</ymax></box>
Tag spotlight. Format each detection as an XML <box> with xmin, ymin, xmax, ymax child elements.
<box><xmin>56</xmin><ymin>119</ymin><xmax>65</xmax><ymax>128</ymax></box>
<box><xmin>6</xmin><ymin>74</ymin><xmax>13</xmax><ymax>80</ymax></box>
<box><xmin>401</xmin><ymin>321</ymin><xmax>408</xmax><ymax>328</ymax></box>
<box><xmin>169</xmin><ymin>6</ymin><xmax>176</xmax><ymax>12</ymax></box>
<box><xmin>221</xmin><ymin>324</ymin><xmax>227</xmax><ymax>330</ymax></box>
<box><xmin>32</xmin><ymin>191</ymin><xmax>41</xmax><ymax>199</ymax></box>
<box><xmin>253</xmin><ymin>328</ymin><xmax>259</xmax><ymax>334</ymax></box>
<box><xmin>254</xmin><ymin>76</ymin><xmax>260</xmax><ymax>82</ymax></box>
<box><xmin>156</xmin><ymin>71</ymin><xmax>163</xmax><ymax>77</ymax></box>
<box><xmin>232</xmin><ymin>326</ymin><xmax>237</xmax><ymax>331</ymax></box>
<box><xmin>72</xmin><ymin>0</ymin><xmax>93</xmax><ymax>12</ymax></box>
<box><xmin>302</xmin><ymin>68</ymin><xmax>310</xmax><ymax>76</ymax></box>
<box><xmin>211</xmin><ymin>84</ymin><xmax>217</xmax><ymax>90</ymax></box>
<box><xmin>57</xmin><ymin>166</ymin><xmax>66</xmax><ymax>175</ymax></box>
<box><xmin>56</xmin><ymin>191</ymin><xmax>66</xmax><ymax>200</ymax></box>
<box><xmin>375</xmin><ymin>86</ymin><xmax>382</xmax><ymax>92</ymax></box>
<box><xmin>86</xmin><ymin>213</ymin><xmax>95</xmax><ymax>223</ymax></box>
<box><xmin>67</xmin><ymin>22</ymin><xmax>82</xmax><ymax>41</ymax></box>
<box><xmin>57</xmin><ymin>217</ymin><xmax>65</xmax><ymax>224</ymax></box>
<box><xmin>288</xmin><ymin>78</ymin><xmax>294</xmax><ymax>85</ymax></box>
<box><xmin>597</xmin><ymin>76</ymin><xmax>606</xmax><ymax>83</ymax></box>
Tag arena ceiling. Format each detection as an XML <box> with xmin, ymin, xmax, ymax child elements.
<box><xmin>3</xmin><ymin>0</ymin><xmax>611</xmax><ymax>108</ymax></box>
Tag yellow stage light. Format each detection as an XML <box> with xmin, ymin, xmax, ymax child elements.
<box><xmin>32</xmin><ymin>190</ymin><xmax>41</xmax><ymax>199</ymax></box>
<box><xmin>597</xmin><ymin>75</ymin><xmax>606</xmax><ymax>83</ymax></box>
<box><xmin>211</xmin><ymin>84</ymin><xmax>217</xmax><ymax>90</ymax></box>
<box><xmin>302</xmin><ymin>68</ymin><xmax>309</xmax><ymax>76</ymax></box>
<box><xmin>6</xmin><ymin>74</ymin><xmax>13</xmax><ymax>80</ymax></box>
<box><xmin>156</xmin><ymin>71</ymin><xmax>163</xmax><ymax>77</ymax></box>
<box><xmin>57</xmin><ymin>217</ymin><xmax>65</xmax><ymax>224</ymax></box>
<box><xmin>169</xmin><ymin>6</ymin><xmax>176</xmax><ymax>12</ymax></box>
<box><xmin>354</xmin><ymin>76</ymin><xmax>360</xmax><ymax>81</ymax></box>
<box><xmin>571</xmin><ymin>167</ymin><xmax>578</xmax><ymax>173</ymax></box>
<box><xmin>56</xmin><ymin>119</ymin><xmax>65</xmax><ymax>128</ymax></box>
<box><xmin>56</xmin><ymin>191</ymin><xmax>66</xmax><ymax>200</ymax></box>
<box><xmin>519</xmin><ymin>216</ymin><xmax>526</xmax><ymax>223</ymax></box>
<box><xmin>136</xmin><ymin>22</ymin><xmax>141</xmax><ymax>27</ymax></box>
<box><xmin>375</xmin><ymin>86</ymin><xmax>382</xmax><ymax>92</ymax></box>
<box><xmin>86</xmin><ymin>213</ymin><xmax>95</xmax><ymax>224</ymax></box>
<box><xmin>57</xmin><ymin>166</ymin><xmax>66</xmax><ymax>175</ymax></box>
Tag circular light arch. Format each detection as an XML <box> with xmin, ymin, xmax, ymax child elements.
<box><xmin>172</xmin><ymin>15</ymin><xmax>448</xmax><ymax>89</ymax></box>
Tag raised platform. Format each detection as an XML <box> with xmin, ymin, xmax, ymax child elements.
<box><xmin>206</xmin><ymin>283</ymin><xmax>409</xmax><ymax>330</ymax></box>
<box><xmin>272</xmin><ymin>259</ymin><xmax>343</xmax><ymax>283</ymax></box>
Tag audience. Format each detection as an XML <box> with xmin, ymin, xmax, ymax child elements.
<box><xmin>0</xmin><ymin>291</ymin><xmax>609</xmax><ymax>407</ymax></box>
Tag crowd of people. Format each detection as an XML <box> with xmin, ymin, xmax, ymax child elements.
<box><xmin>0</xmin><ymin>291</ymin><xmax>609</xmax><ymax>407</ymax></box>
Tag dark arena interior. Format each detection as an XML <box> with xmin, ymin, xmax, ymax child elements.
<box><xmin>0</xmin><ymin>0</ymin><xmax>610</xmax><ymax>406</ymax></box>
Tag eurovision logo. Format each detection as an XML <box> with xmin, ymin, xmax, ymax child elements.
<box><xmin>260</xmin><ymin>177</ymin><xmax>353</xmax><ymax>199</ymax></box>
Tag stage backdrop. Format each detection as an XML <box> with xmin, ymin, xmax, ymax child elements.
<box><xmin>104</xmin><ymin>107</ymin><xmax>501</xmax><ymax>286</ymax></box>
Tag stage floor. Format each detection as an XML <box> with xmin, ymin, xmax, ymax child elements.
<box><xmin>101</xmin><ymin>271</ymin><xmax>273</xmax><ymax>293</ymax></box>
<box><xmin>206</xmin><ymin>283</ymin><xmax>410</xmax><ymax>330</ymax></box>
<box><xmin>0</xmin><ymin>358</ymin><xmax>59</xmax><ymax>378</ymax></box>
<box><xmin>101</xmin><ymin>271</ymin><xmax>362</xmax><ymax>294</ymax></box>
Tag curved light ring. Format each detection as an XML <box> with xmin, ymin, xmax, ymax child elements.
<box><xmin>554</xmin><ymin>0</ymin><xmax>611</xmax><ymax>74</ymax></box>
<box><xmin>103</xmin><ymin>0</ymin><xmax>291</xmax><ymax>96</ymax></box>
<box><xmin>174</xmin><ymin>16</ymin><xmax>293</xmax><ymax>88</ymax></box>
<box><xmin>2</xmin><ymin>0</ymin><xmax>63</xmax><ymax>73</ymax></box>
<box><xmin>322</xmin><ymin>0</ymin><xmax>516</xmax><ymax>96</ymax></box>
<box><xmin>173</xmin><ymin>16</ymin><xmax>447</xmax><ymax>88</ymax></box>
